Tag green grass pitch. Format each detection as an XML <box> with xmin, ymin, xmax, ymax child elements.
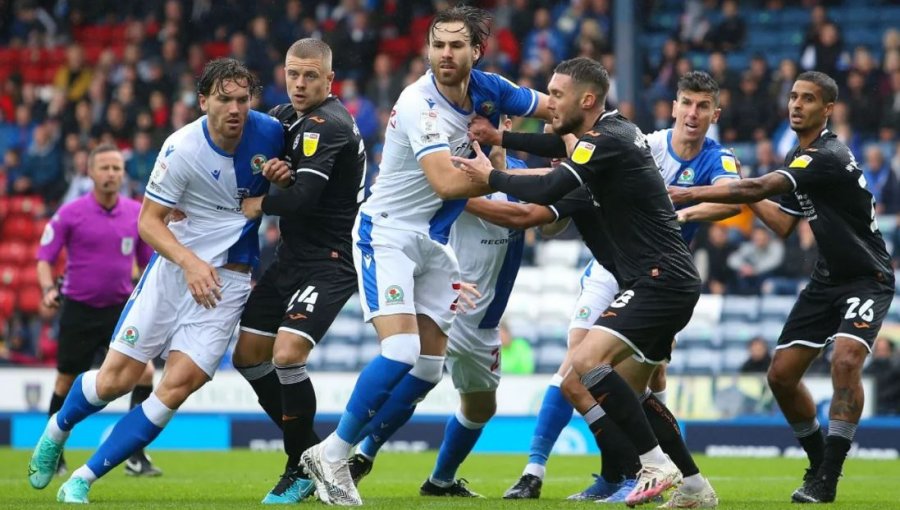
<box><xmin>2</xmin><ymin>449</ymin><xmax>899</xmax><ymax>509</ymax></box>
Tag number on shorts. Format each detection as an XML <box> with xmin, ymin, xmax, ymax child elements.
<box><xmin>844</xmin><ymin>297</ymin><xmax>875</xmax><ymax>322</ymax></box>
<box><xmin>490</xmin><ymin>347</ymin><xmax>500</xmax><ymax>373</ymax></box>
<box><xmin>288</xmin><ymin>285</ymin><xmax>319</xmax><ymax>313</ymax></box>
<box><xmin>610</xmin><ymin>290</ymin><xmax>635</xmax><ymax>309</ymax></box>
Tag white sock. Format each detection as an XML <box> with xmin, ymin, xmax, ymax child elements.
<box><xmin>681</xmin><ymin>473</ymin><xmax>706</xmax><ymax>492</ymax></box>
<box><xmin>653</xmin><ymin>389</ymin><xmax>667</xmax><ymax>405</ymax></box>
<box><xmin>72</xmin><ymin>465</ymin><xmax>97</xmax><ymax>483</ymax></box>
<box><xmin>46</xmin><ymin>413</ymin><xmax>70</xmax><ymax>443</ymax></box>
<box><xmin>141</xmin><ymin>394</ymin><xmax>176</xmax><ymax>428</ymax></box>
<box><xmin>524</xmin><ymin>463</ymin><xmax>546</xmax><ymax>479</ymax></box>
<box><xmin>429</xmin><ymin>477</ymin><xmax>453</xmax><ymax>488</ymax></box>
<box><xmin>322</xmin><ymin>432</ymin><xmax>352</xmax><ymax>463</ymax></box>
<box><xmin>81</xmin><ymin>370</ymin><xmax>108</xmax><ymax>406</ymax></box>
<box><xmin>638</xmin><ymin>445</ymin><xmax>667</xmax><ymax>466</ymax></box>
<box><xmin>355</xmin><ymin>447</ymin><xmax>374</xmax><ymax>461</ymax></box>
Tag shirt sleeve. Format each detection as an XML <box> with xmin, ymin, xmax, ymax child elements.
<box><xmin>709</xmin><ymin>150</ymin><xmax>741</xmax><ymax>183</ymax></box>
<box><xmin>36</xmin><ymin>210</ymin><xmax>70</xmax><ymax>263</ymax></box>
<box><xmin>778</xmin><ymin>191</ymin><xmax>803</xmax><ymax>217</ymax></box>
<box><xmin>488</xmin><ymin>166</ymin><xmax>582</xmax><ymax>205</ymax></box>
<box><xmin>502</xmin><ymin>131</ymin><xmax>568</xmax><ymax>158</ymax></box>
<box><xmin>554</xmin><ymin>132</ymin><xmax>620</xmax><ymax>187</ymax></box>
<box><xmin>396</xmin><ymin>94</ymin><xmax>450</xmax><ymax>161</ymax></box>
<box><xmin>549</xmin><ymin>186</ymin><xmax>594</xmax><ymax>220</ymax></box>
<box><xmin>144</xmin><ymin>144</ymin><xmax>189</xmax><ymax>208</ymax></box>
<box><xmin>775</xmin><ymin>149</ymin><xmax>848</xmax><ymax>193</ymax></box>
<box><xmin>487</xmin><ymin>72</ymin><xmax>540</xmax><ymax>117</ymax></box>
<box><xmin>290</xmin><ymin>116</ymin><xmax>350</xmax><ymax>181</ymax></box>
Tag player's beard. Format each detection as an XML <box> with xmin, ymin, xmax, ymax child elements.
<box><xmin>553</xmin><ymin>110</ymin><xmax>584</xmax><ymax>136</ymax></box>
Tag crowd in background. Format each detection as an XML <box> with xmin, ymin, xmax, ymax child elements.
<box><xmin>1</xmin><ymin>0</ymin><xmax>899</xmax><ymax>412</ymax></box>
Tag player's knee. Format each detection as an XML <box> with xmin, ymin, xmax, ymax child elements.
<box><xmin>649</xmin><ymin>365</ymin><xmax>667</xmax><ymax>392</ymax></box>
<box><xmin>830</xmin><ymin>351</ymin><xmax>864</xmax><ymax>378</ymax></box>
<box><xmin>380</xmin><ymin>333</ymin><xmax>421</xmax><ymax>366</ymax></box>
<box><xmin>461</xmin><ymin>399</ymin><xmax>496</xmax><ymax>423</ymax></box>
<box><xmin>766</xmin><ymin>363</ymin><xmax>798</xmax><ymax>393</ymax></box>
<box><xmin>272</xmin><ymin>337</ymin><xmax>312</xmax><ymax>366</ymax></box>
<box><xmin>95</xmin><ymin>369</ymin><xmax>137</xmax><ymax>401</ymax></box>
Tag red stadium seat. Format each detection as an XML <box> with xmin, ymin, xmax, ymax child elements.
<box><xmin>18</xmin><ymin>264</ymin><xmax>38</xmax><ymax>288</ymax></box>
<box><xmin>1</xmin><ymin>215</ymin><xmax>34</xmax><ymax>241</ymax></box>
<box><xmin>0</xmin><ymin>264</ymin><xmax>18</xmax><ymax>289</ymax></box>
<box><xmin>8</xmin><ymin>195</ymin><xmax>44</xmax><ymax>216</ymax></box>
<box><xmin>32</xmin><ymin>218</ymin><xmax>49</xmax><ymax>242</ymax></box>
<box><xmin>0</xmin><ymin>48</ymin><xmax>20</xmax><ymax>67</ymax></box>
<box><xmin>0</xmin><ymin>287</ymin><xmax>15</xmax><ymax>318</ymax></box>
<box><xmin>17</xmin><ymin>285</ymin><xmax>41</xmax><ymax>314</ymax></box>
<box><xmin>0</xmin><ymin>241</ymin><xmax>29</xmax><ymax>265</ymax></box>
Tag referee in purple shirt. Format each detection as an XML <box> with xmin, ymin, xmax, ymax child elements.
<box><xmin>36</xmin><ymin>143</ymin><xmax>162</xmax><ymax>478</ymax></box>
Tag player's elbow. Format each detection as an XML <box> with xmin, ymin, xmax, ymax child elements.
<box><xmin>514</xmin><ymin>206</ymin><xmax>553</xmax><ymax>229</ymax></box>
<box><xmin>723</xmin><ymin>204</ymin><xmax>742</xmax><ymax>218</ymax></box>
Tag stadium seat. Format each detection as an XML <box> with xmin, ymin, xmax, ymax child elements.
<box><xmin>321</xmin><ymin>343</ymin><xmax>359</xmax><ymax>372</ymax></box>
<box><xmin>339</xmin><ymin>294</ymin><xmax>363</xmax><ymax>319</ymax></box>
<box><xmin>719</xmin><ymin>320</ymin><xmax>761</xmax><ymax>345</ymax></box>
<box><xmin>357</xmin><ymin>342</ymin><xmax>381</xmax><ymax>369</ymax></box>
<box><xmin>677</xmin><ymin>321</ymin><xmax>718</xmax><ymax>349</ymax></box>
<box><xmin>537</xmin><ymin>318</ymin><xmax>569</xmax><ymax>346</ymax></box>
<box><xmin>17</xmin><ymin>286</ymin><xmax>41</xmax><ymax>314</ymax></box>
<box><xmin>541</xmin><ymin>266</ymin><xmax>581</xmax><ymax>294</ymax></box>
<box><xmin>17</xmin><ymin>264</ymin><xmax>38</xmax><ymax>289</ymax></box>
<box><xmin>325</xmin><ymin>316</ymin><xmax>362</xmax><ymax>345</ymax></box>
<box><xmin>0</xmin><ymin>264</ymin><xmax>18</xmax><ymax>289</ymax></box>
<box><xmin>759</xmin><ymin>295</ymin><xmax>795</xmax><ymax>322</ymax></box>
<box><xmin>0</xmin><ymin>287</ymin><xmax>14</xmax><ymax>320</ymax></box>
<box><xmin>759</xmin><ymin>320</ymin><xmax>785</xmax><ymax>346</ymax></box>
<box><xmin>722</xmin><ymin>347</ymin><xmax>749</xmax><ymax>372</ymax></box>
<box><xmin>541</xmin><ymin>292</ymin><xmax>579</xmax><ymax>323</ymax></box>
<box><xmin>888</xmin><ymin>297</ymin><xmax>900</xmax><ymax>322</ymax></box>
<box><xmin>720</xmin><ymin>295</ymin><xmax>760</xmax><ymax>322</ymax></box>
<box><xmin>504</xmin><ymin>292</ymin><xmax>539</xmax><ymax>321</ymax></box>
<box><xmin>0</xmin><ymin>241</ymin><xmax>29</xmax><ymax>265</ymax></box>
<box><xmin>536</xmin><ymin>240</ymin><xmax>583</xmax><ymax>267</ymax></box>
<box><xmin>689</xmin><ymin>294</ymin><xmax>724</xmax><ymax>325</ymax></box>
<box><xmin>7</xmin><ymin>195</ymin><xmax>43</xmax><ymax>215</ymax></box>
<box><xmin>535</xmin><ymin>344</ymin><xmax>568</xmax><ymax>374</ymax></box>
<box><xmin>511</xmin><ymin>266</ymin><xmax>543</xmax><ymax>295</ymax></box>
<box><xmin>681</xmin><ymin>348</ymin><xmax>721</xmax><ymax>375</ymax></box>
<box><xmin>1</xmin><ymin>215</ymin><xmax>34</xmax><ymax>241</ymax></box>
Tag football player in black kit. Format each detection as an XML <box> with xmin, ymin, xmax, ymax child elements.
<box><xmin>454</xmin><ymin>57</ymin><xmax>701</xmax><ymax>506</ymax></box>
<box><xmin>232</xmin><ymin>38</ymin><xmax>366</xmax><ymax>504</ymax></box>
<box><xmin>670</xmin><ymin>71</ymin><xmax>895</xmax><ymax>504</ymax></box>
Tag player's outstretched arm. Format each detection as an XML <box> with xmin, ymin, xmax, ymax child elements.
<box><xmin>669</xmin><ymin>171</ymin><xmax>793</xmax><ymax>205</ymax></box>
<box><xmin>748</xmin><ymin>199</ymin><xmax>801</xmax><ymax>239</ymax></box>
<box><xmin>465</xmin><ymin>198</ymin><xmax>555</xmax><ymax>229</ymax></box>
<box><xmin>139</xmin><ymin>199</ymin><xmax>222</xmax><ymax>309</ymax></box>
<box><xmin>675</xmin><ymin>179</ymin><xmax>742</xmax><ymax>223</ymax></box>
<box><xmin>420</xmin><ymin>150</ymin><xmax>492</xmax><ymax>199</ymax></box>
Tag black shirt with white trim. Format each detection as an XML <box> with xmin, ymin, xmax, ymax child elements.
<box><xmin>264</xmin><ymin>98</ymin><xmax>366</xmax><ymax>261</ymax></box>
<box><xmin>777</xmin><ymin>129</ymin><xmax>893</xmax><ymax>285</ymax></box>
<box><xmin>488</xmin><ymin>110</ymin><xmax>699</xmax><ymax>287</ymax></box>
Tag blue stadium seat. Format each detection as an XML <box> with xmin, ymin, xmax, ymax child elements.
<box><xmin>340</xmin><ymin>294</ymin><xmax>363</xmax><ymax>319</ymax></box>
<box><xmin>677</xmin><ymin>322</ymin><xmax>718</xmax><ymax>349</ymax></box>
<box><xmin>537</xmin><ymin>319</ymin><xmax>569</xmax><ymax>347</ymax></box>
<box><xmin>321</xmin><ymin>343</ymin><xmax>359</xmax><ymax>372</ymax></box>
<box><xmin>681</xmin><ymin>348</ymin><xmax>721</xmax><ymax>375</ymax></box>
<box><xmin>356</xmin><ymin>342</ymin><xmax>381</xmax><ymax>369</ymax></box>
<box><xmin>844</xmin><ymin>28</ymin><xmax>883</xmax><ymax>49</ymax></box>
<box><xmin>535</xmin><ymin>344</ymin><xmax>568</xmax><ymax>374</ymax></box>
<box><xmin>719</xmin><ymin>320</ymin><xmax>762</xmax><ymax>345</ymax></box>
<box><xmin>759</xmin><ymin>320</ymin><xmax>786</xmax><ymax>346</ymax></box>
<box><xmin>759</xmin><ymin>295</ymin><xmax>796</xmax><ymax>322</ymax></box>
<box><xmin>888</xmin><ymin>297</ymin><xmax>900</xmax><ymax>322</ymax></box>
<box><xmin>720</xmin><ymin>295</ymin><xmax>760</xmax><ymax>322</ymax></box>
<box><xmin>325</xmin><ymin>316</ymin><xmax>362</xmax><ymax>345</ymax></box>
<box><xmin>722</xmin><ymin>347</ymin><xmax>749</xmax><ymax>372</ymax></box>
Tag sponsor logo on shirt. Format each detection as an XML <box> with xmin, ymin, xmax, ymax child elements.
<box><xmin>677</xmin><ymin>168</ymin><xmax>695</xmax><ymax>185</ymax></box>
<box><xmin>303</xmin><ymin>132</ymin><xmax>320</xmax><ymax>157</ymax></box>
<box><xmin>721</xmin><ymin>155</ymin><xmax>738</xmax><ymax>173</ymax></box>
<box><xmin>789</xmin><ymin>154</ymin><xmax>813</xmax><ymax>168</ymax></box>
<box><xmin>165</xmin><ymin>145</ymin><xmax>175</xmax><ymax>157</ymax></box>
<box><xmin>385</xmin><ymin>285</ymin><xmax>404</xmax><ymax>305</ymax></box>
<box><xmin>572</xmin><ymin>141</ymin><xmax>596</xmax><ymax>164</ymax></box>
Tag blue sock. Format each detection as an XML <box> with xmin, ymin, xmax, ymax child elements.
<box><xmin>528</xmin><ymin>384</ymin><xmax>573</xmax><ymax>466</ymax></box>
<box><xmin>431</xmin><ymin>412</ymin><xmax>484</xmax><ymax>483</ymax></box>
<box><xmin>85</xmin><ymin>404</ymin><xmax>164</xmax><ymax>479</ymax></box>
<box><xmin>56</xmin><ymin>372</ymin><xmax>107</xmax><ymax>432</ymax></box>
<box><xmin>355</xmin><ymin>373</ymin><xmax>437</xmax><ymax>455</ymax></box>
<box><xmin>335</xmin><ymin>355</ymin><xmax>412</xmax><ymax>443</ymax></box>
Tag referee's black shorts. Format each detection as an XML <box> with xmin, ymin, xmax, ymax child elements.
<box><xmin>240</xmin><ymin>257</ymin><xmax>357</xmax><ymax>345</ymax></box>
<box><xmin>57</xmin><ymin>297</ymin><xmax>125</xmax><ymax>374</ymax></box>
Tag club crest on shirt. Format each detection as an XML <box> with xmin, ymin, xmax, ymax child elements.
<box><xmin>572</xmin><ymin>141</ymin><xmax>595</xmax><ymax>164</ymax></box>
<box><xmin>251</xmin><ymin>154</ymin><xmax>267</xmax><ymax>174</ymax></box>
<box><xmin>385</xmin><ymin>285</ymin><xmax>404</xmax><ymax>305</ymax></box>
<box><xmin>677</xmin><ymin>168</ymin><xmax>695</xmax><ymax>184</ymax></box>
<box><xmin>121</xmin><ymin>237</ymin><xmax>134</xmax><ymax>256</ymax></box>
<box><xmin>303</xmin><ymin>132</ymin><xmax>320</xmax><ymax>157</ymax></box>
<box><xmin>119</xmin><ymin>326</ymin><xmax>139</xmax><ymax>346</ymax></box>
<box><xmin>576</xmin><ymin>306</ymin><xmax>591</xmax><ymax>320</ymax></box>
<box><xmin>480</xmin><ymin>101</ymin><xmax>496</xmax><ymax>116</ymax></box>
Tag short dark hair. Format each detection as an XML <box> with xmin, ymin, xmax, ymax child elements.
<box><xmin>287</xmin><ymin>38</ymin><xmax>332</xmax><ymax>71</ymax></box>
<box><xmin>677</xmin><ymin>71</ymin><xmax>720</xmax><ymax>105</ymax></box>
<box><xmin>427</xmin><ymin>6</ymin><xmax>492</xmax><ymax>59</ymax></box>
<box><xmin>553</xmin><ymin>57</ymin><xmax>610</xmax><ymax>100</ymax></box>
<box><xmin>88</xmin><ymin>143</ymin><xmax>121</xmax><ymax>169</ymax></box>
<box><xmin>796</xmin><ymin>71</ymin><xmax>838</xmax><ymax>104</ymax></box>
<box><xmin>196</xmin><ymin>58</ymin><xmax>261</xmax><ymax>98</ymax></box>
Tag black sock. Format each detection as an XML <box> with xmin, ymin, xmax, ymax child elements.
<box><xmin>820</xmin><ymin>435</ymin><xmax>852</xmax><ymax>481</ymax></box>
<box><xmin>586</xmin><ymin>406</ymin><xmax>641</xmax><ymax>481</ymax></box>
<box><xmin>276</xmin><ymin>363</ymin><xmax>317</xmax><ymax>470</ymax></box>
<box><xmin>48</xmin><ymin>392</ymin><xmax>66</xmax><ymax>417</ymax></box>
<box><xmin>581</xmin><ymin>365</ymin><xmax>659</xmax><ymax>454</ymax></box>
<box><xmin>130</xmin><ymin>384</ymin><xmax>153</xmax><ymax>409</ymax></box>
<box><xmin>642</xmin><ymin>393</ymin><xmax>699</xmax><ymax>477</ymax></box>
<box><xmin>798</xmin><ymin>428</ymin><xmax>825</xmax><ymax>471</ymax></box>
<box><xmin>237</xmin><ymin>362</ymin><xmax>283</xmax><ymax>429</ymax></box>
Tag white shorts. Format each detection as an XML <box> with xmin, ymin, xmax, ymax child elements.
<box><xmin>110</xmin><ymin>256</ymin><xmax>251</xmax><ymax>377</ymax></box>
<box><xmin>568</xmin><ymin>259</ymin><xmax>619</xmax><ymax>334</ymax></box>
<box><xmin>353</xmin><ymin>213</ymin><xmax>461</xmax><ymax>334</ymax></box>
<box><xmin>445</xmin><ymin>313</ymin><xmax>501</xmax><ymax>393</ymax></box>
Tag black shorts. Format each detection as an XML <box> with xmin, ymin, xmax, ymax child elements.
<box><xmin>777</xmin><ymin>278</ymin><xmax>893</xmax><ymax>351</ymax></box>
<box><xmin>240</xmin><ymin>257</ymin><xmax>356</xmax><ymax>345</ymax></box>
<box><xmin>592</xmin><ymin>282</ymin><xmax>700</xmax><ymax>364</ymax></box>
<box><xmin>57</xmin><ymin>298</ymin><xmax>125</xmax><ymax>374</ymax></box>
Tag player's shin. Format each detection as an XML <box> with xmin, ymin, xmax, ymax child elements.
<box><xmin>79</xmin><ymin>393</ymin><xmax>174</xmax><ymax>482</ymax></box>
<box><xmin>55</xmin><ymin>371</ymin><xmax>109</xmax><ymax>435</ymax></box>
<box><xmin>430</xmin><ymin>407</ymin><xmax>487</xmax><ymax>486</ymax></box>
<box><xmin>525</xmin><ymin>374</ymin><xmax>573</xmax><ymax>478</ymax></box>
<box><xmin>641</xmin><ymin>392</ymin><xmax>700</xmax><ymax>481</ymax></box>
<box><xmin>236</xmin><ymin>361</ymin><xmax>284</xmax><ymax>429</ymax></box>
<box><xmin>277</xmin><ymin>362</ymin><xmax>317</xmax><ymax>469</ymax></box>
<box><xmin>584</xmin><ymin>404</ymin><xmax>641</xmax><ymax>481</ymax></box>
